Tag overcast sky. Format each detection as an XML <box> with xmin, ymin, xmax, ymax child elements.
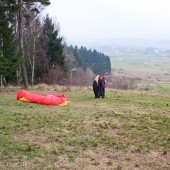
<box><xmin>45</xmin><ymin>0</ymin><xmax>170</xmax><ymax>47</ymax></box>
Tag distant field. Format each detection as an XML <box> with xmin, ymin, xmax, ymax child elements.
<box><xmin>0</xmin><ymin>87</ymin><xmax>170</xmax><ymax>169</ymax></box>
<box><xmin>137</xmin><ymin>82</ymin><xmax>170</xmax><ymax>95</ymax></box>
<box><xmin>110</xmin><ymin>52</ymin><xmax>170</xmax><ymax>75</ymax></box>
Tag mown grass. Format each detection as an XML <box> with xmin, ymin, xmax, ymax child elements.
<box><xmin>0</xmin><ymin>87</ymin><xmax>170</xmax><ymax>169</ymax></box>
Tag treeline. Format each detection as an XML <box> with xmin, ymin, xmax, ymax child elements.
<box><xmin>0</xmin><ymin>0</ymin><xmax>111</xmax><ymax>88</ymax></box>
<box><xmin>69</xmin><ymin>46</ymin><xmax>111</xmax><ymax>75</ymax></box>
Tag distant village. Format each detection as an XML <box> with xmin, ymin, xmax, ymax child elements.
<box><xmin>98</xmin><ymin>46</ymin><xmax>170</xmax><ymax>56</ymax></box>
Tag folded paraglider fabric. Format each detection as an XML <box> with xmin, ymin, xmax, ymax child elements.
<box><xmin>17</xmin><ymin>90</ymin><xmax>68</xmax><ymax>106</ymax></box>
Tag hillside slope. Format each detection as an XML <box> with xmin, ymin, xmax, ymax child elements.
<box><xmin>0</xmin><ymin>87</ymin><xmax>169</xmax><ymax>169</ymax></box>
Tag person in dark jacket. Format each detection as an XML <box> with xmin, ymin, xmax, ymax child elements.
<box><xmin>98</xmin><ymin>76</ymin><xmax>106</xmax><ymax>98</ymax></box>
<box><xmin>93</xmin><ymin>75</ymin><xmax>100</xmax><ymax>98</ymax></box>
<box><xmin>101</xmin><ymin>76</ymin><xmax>106</xmax><ymax>98</ymax></box>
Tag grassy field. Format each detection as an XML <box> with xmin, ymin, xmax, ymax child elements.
<box><xmin>0</xmin><ymin>87</ymin><xmax>170</xmax><ymax>169</ymax></box>
<box><xmin>149</xmin><ymin>83</ymin><xmax>170</xmax><ymax>93</ymax></box>
<box><xmin>109</xmin><ymin>52</ymin><xmax>170</xmax><ymax>92</ymax></box>
<box><xmin>137</xmin><ymin>82</ymin><xmax>170</xmax><ymax>95</ymax></box>
<box><xmin>110</xmin><ymin>53</ymin><xmax>170</xmax><ymax>75</ymax></box>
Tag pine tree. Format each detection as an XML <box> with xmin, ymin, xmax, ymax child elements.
<box><xmin>35</xmin><ymin>15</ymin><xmax>51</xmax><ymax>82</ymax></box>
<box><xmin>48</xmin><ymin>29</ymin><xmax>67</xmax><ymax>71</ymax></box>
<box><xmin>0</xmin><ymin>0</ymin><xmax>21</xmax><ymax>85</ymax></box>
<box><xmin>0</xmin><ymin>0</ymin><xmax>50</xmax><ymax>86</ymax></box>
<box><xmin>36</xmin><ymin>15</ymin><xmax>67</xmax><ymax>83</ymax></box>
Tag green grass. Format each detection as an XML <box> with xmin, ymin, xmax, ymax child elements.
<box><xmin>0</xmin><ymin>87</ymin><xmax>170</xmax><ymax>169</ymax></box>
<box><xmin>137</xmin><ymin>82</ymin><xmax>170</xmax><ymax>95</ymax></box>
<box><xmin>150</xmin><ymin>83</ymin><xmax>170</xmax><ymax>93</ymax></box>
<box><xmin>110</xmin><ymin>53</ymin><xmax>170</xmax><ymax>74</ymax></box>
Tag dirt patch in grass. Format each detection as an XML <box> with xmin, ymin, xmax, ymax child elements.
<box><xmin>44</xmin><ymin>149</ymin><xmax>170</xmax><ymax>170</ymax></box>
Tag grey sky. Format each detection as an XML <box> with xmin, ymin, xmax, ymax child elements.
<box><xmin>46</xmin><ymin>0</ymin><xmax>170</xmax><ymax>46</ymax></box>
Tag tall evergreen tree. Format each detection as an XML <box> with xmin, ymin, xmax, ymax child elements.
<box><xmin>36</xmin><ymin>15</ymin><xmax>67</xmax><ymax>82</ymax></box>
<box><xmin>48</xmin><ymin>30</ymin><xmax>67</xmax><ymax>71</ymax></box>
<box><xmin>35</xmin><ymin>15</ymin><xmax>51</xmax><ymax>81</ymax></box>
<box><xmin>72</xmin><ymin>46</ymin><xmax>85</xmax><ymax>69</ymax></box>
<box><xmin>0</xmin><ymin>0</ymin><xmax>21</xmax><ymax>85</ymax></box>
<box><xmin>0</xmin><ymin>0</ymin><xmax>50</xmax><ymax>86</ymax></box>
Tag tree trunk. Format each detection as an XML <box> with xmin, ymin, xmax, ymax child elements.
<box><xmin>31</xmin><ymin>19</ymin><xmax>36</xmax><ymax>86</ymax></box>
<box><xmin>0</xmin><ymin>75</ymin><xmax>2</xmax><ymax>87</ymax></box>
<box><xmin>2</xmin><ymin>76</ymin><xmax>7</xmax><ymax>87</ymax></box>
<box><xmin>18</xmin><ymin>0</ymin><xmax>29</xmax><ymax>88</ymax></box>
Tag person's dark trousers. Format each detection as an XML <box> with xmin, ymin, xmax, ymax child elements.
<box><xmin>93</xmin><ymin>88</ymin><xmax>98</xmax><ymax>98</ymax></box>
<box><xmin>102</xmin><ymin>88</ymin><xmax>105</xmax><ymax>98</ymax></box>
<box><xmin>98</xmin><ymin>86</ymin><xmax>102</xmax><ymax>98</ymax></box>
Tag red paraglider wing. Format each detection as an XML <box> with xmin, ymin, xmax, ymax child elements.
<box><xmin>17</xmin><ymin>90</ymin><xmax>68</xmax><ymax>106</ymax></box>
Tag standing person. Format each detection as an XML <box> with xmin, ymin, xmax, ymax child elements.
<box><xmin>93</xmin><ymin>75</ymin><xmax>100</xmax><ymax>98</ymax></box>
<box><xmin>98</xmin><ymin>76</ymin><xmax>103</xmax><ymax>98</ymax></box>
<box><xmin>101</xmin><ymin>76</ymin><xmax>106</xmax><ymax>98</ymax></box>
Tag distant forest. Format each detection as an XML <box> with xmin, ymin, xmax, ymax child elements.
<box><xmin>0</xmin><ymin>0</ymin><xmax>111</xmax><ymax>87</ymax></box>
<box><xmin>69</xmin><ymin>45</ymin><xmax>111</xmax><ymax>75</ymax></box>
